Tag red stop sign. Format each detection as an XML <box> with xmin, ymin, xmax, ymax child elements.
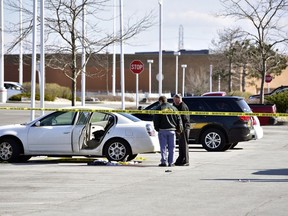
<box><xmin>265</xmin><ymin>74</ymin><xmax>272</xmax><ymax>83</ymax></box>
<box><xmin>130</xmin><ymin>60</ymin><xmax>144</xmax><ymax>74</ymax></box>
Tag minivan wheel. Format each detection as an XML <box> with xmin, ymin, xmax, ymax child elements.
<box><xmin>201</xmin><ymin>128</ymin><xmax>226</xmax><ymax>151</ymax></box>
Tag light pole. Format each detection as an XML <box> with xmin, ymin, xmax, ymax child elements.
<box><xmin>174</xmin><ymin>51</ymin><xmax>181</xmax><ymax>94</ymax></box>
<box><xmin>40</xmin><ymin>0</ymin><xmax>45</xmax><ymax>116</ymax></box>
<box><xmin>119</xmin><ymin>0</ymin><xmax>125</xmax><ymax>110</ymax></box>
<box><xmin>0</xmin><ymin>0</ymin><xmax>7</xmax><ymax>103</ymax></box>
<box><xmin>158</xmin><ymin>0</ymin><xmax>163</xmax><ymax>96</ymax></box>
<box><xmin>81</xmin><ymin>0</ymin><xmax>86</xmax><ymax>106</ymax></box>
<box><xmin>112</xmin><ymin>0</ymin><xmax>117</xmax><ymax>96</ymax></box>
<box><xmin>30</xmin><ymin>0</ymin><xmax>38</xmax><ymax>120</ymax></box>
<box><xmin>147</xmin><ymin>59</ymin><xmax>153</xmax><ymax>96</ymax></box>
<box><xmin>181</xmin><ymin>64</ymin><xmax>187</xmax><ymax>96</ymax></box>
<box><xmin>209</xmin><ymin>64</ymin><xmax>213</xmax><ymax>92</ymax></box>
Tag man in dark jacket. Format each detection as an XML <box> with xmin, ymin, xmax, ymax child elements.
<box><xmin>153</xmin><ymin>96</ymin><xmax>183</xmax><ymax>167</ymax></box>
<box><xmin>173</xmin><ymin>94</ymin><xmax>190</xmax><ymax>166</ymax></box>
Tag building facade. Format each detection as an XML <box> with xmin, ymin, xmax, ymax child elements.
<box><xmin>3</xmin><ymin>50</ymin><xmax>288</xmax><ymax>96</ymax></box>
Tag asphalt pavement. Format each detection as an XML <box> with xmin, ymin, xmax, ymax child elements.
<box><xmin>0</xmin><ymin>101</ymin><xmax>288</xmax><ymax>216</ymax></box>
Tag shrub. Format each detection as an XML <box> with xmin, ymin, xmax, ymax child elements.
<box><xmin>9</xmin><ymin>94</ymin><xmax>22</xmax><ymax>101</ymax></box>
<box><xmin>266</xmin><ymin>92</ymin><xmax>288</xmax><ymax>113</ymax></box>
<box><xmin>12</xmin><ymin>82</ymin><xmax>71</xmax><ymax>101</ymax></box>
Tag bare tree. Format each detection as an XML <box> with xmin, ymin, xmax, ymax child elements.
<box><xmin>219</xmin><ymin>0</ymin><xmax>288</xmax><ymax>103</ymax></box>
<box><xmin>233</xmin><ymin>40</ymin><xmax>251</xmax><ymax>92</ymax></box>
<box><xmin>210</xmin><ymin>27</ymin><xmax>245</xmax><ymax>92</ymax></box>
<box><xmin>186</xmin><ymin>66</ymin><xmax>210</xmax><ymax>95</ymax></box>
<box><xmin>6</xmin><ymin>0</ymin><xmax>155</xmax><ymax>105</ymax></box>
<box><xmin>246</xmin><ymin>42</ymin><xmax>287</xmax><ymax>84</ymax></box>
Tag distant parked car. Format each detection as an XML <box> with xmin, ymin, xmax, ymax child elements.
<box><xmin>248</xmin><ymin>103</ymin><xmax>277</xmax><ymax>125</ymax></box>
<box><xmin>249</xmin><ymin>85</ymin><xmax>288</xmax><ymax>101</ymax></box>
<box><xmin>4</xmin><ymin>81</ymin><xmax>24</xmax><ymax>99</ymax></box>
<box><xmin>0</xmin><ymin>106</ymin><xmax>160</xmax><ymax>163</ymax></box>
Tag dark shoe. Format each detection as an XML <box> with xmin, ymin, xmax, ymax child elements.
<box><xmin>174</xmin><ymin>159</ymin><xmax>182</xmax><ymax>166</ymax></box>
<box><xmin>158</xmin><ymin>163</ymin><xmax>167</xmax><ymax>167</ymax></box>
<box><xmin>168</xmin><ymin>163</ymin><xmax>175</xmax><ymax>167</ymax></box>
<box><xmin>175</xmin><ymin>163</ymin><xmax>189</xmax><ymax>166</ymax></box>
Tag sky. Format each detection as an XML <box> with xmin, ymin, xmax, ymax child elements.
<box><xmin>118</xmin><ymin>0</ymin><xmax>235</xmax><ymax>53</ymax></box>
<box><xmin>2</xmin><ymin>0</ymin><xmax>247</xmax><ymax>54</ymax></box>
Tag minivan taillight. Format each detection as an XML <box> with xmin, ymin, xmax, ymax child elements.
<box><xmin>239</xmin><ymin>116</ymin><xmax>251</xmax><ymax>122</ymax></box>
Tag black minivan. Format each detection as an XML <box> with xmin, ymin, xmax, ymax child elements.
<box><xmin>134</xmin><ymin>96</ymin><xmax>255</xmax><ymax>152</ymax></box>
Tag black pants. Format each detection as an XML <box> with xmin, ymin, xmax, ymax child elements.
<box><xmin>176</xmin><ymin>129</ymin><xmax>190</xmax><ymax>164</ymax></box>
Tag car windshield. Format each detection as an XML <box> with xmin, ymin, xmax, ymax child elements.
<box><xmin>145</xmin><ymin>101</ymin><xmax>160</xmax><ymax>110</ymax></box>
<box><xmin>119</xmin><ymin>113</ymin><xmax>141</xmax><ymax>122</ymax></box>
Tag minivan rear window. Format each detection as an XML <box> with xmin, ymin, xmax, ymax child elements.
<box><xmin>236</xmin><ymin>99</ymin><xmax>252</xmax><ymax>112</ymax></box>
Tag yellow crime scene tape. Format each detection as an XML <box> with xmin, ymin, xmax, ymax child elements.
<box><xmin>0</xmin><ymin>106</ymin><xmax>288</xmax><ymax>117</ymax></box>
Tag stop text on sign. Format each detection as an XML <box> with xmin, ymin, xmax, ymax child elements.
<box><xmin>130</xmin><ymin>60</ymin><xmax>144</xmax><ymax>74</ymax></box>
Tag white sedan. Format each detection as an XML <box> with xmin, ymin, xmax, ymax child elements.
<box><xmin>4</xmin><ymin>81</ymin><xmax>24</xmax><ymax>99</ymax></box>
<box><xmin>0</xmin><ymin>107</ymin><xmax>160</xmax><ymax>163</ymax></box>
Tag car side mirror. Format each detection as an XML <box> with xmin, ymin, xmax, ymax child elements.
<box><xmin>35</xmin><ymin>121</ymin><xmax>41</xmax><ymax>127</ymax></box>
<box><xmin>138</xmin><ymin>106</ymin><xmax>143</xmax><ymax>110</ymax></box>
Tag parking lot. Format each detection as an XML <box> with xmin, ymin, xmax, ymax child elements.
<box><xmin>0</xmin><ymin>103</ymin><xmax>288</xmax><ymax>216</ymax></box>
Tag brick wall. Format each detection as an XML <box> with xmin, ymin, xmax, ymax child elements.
<box><xmin>4</xmin><ymin>53</ymin><xmax>288</xmax><ymax>96</ymax></box>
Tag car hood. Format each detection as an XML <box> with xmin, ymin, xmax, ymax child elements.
<box><xmin>0</xmin><ymin>124</ymin><xmax>26</xmax><ymax>130</ymax></box>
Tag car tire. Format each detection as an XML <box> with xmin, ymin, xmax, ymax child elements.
<box><xmin>222</xmin><ymin>142</ymin><xmax>239</xmax><ymax>151</ymax></box>
<box><xmin>127</xmin><ymin>154</ymin><xmax>138</xmax><ymax>161</ymax></box>
<box><xmin>201</xmin><ymin>128</ymin><xmax>226</xmax><ymax>152</ymax></box>
<box><xmin>0</xmin><ymin>138</ymin><xmax>21</xmax><ymax>162</ymax></box>
<box><xmin>104</xmin><ymin>139</ymin><xmax>130</xmax><ymax>162</ymax></box>
<box><xmin>230</xmin><ymin>142</ymin><xmax>238</xmax><ymax>149</ymax></box>
<box><xmin>16</xmin><ymin>155</ymin><xmax>32</xmax><ymax>163</ymax></box>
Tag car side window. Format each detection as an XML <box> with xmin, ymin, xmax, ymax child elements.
<box><xmin>90</xmin><ymin>112</ymin><xmax>113</xmax><ymax>129</ymax></box>
<box><xmin>206</xmin><ymin>100</ymin><xmax>232</xmax><ymax>112</ymax></box>
<box><xmin>76</xmin><ymin>112</ymin><xmax>91</xmax><ymax>125</ymax></box>
<box><xmin>215</xmin><ymin>102</ymin><xmax>230</xmax><ymax>111</ymax></box>
<box><xmin>4</xmin><ymin>83</ymin><xmax>22</xmax><ymax>90</ymax></box>
<box><xmin>184</xmin><ymin>100</ymin><xmax>206</xmax><ymax>111</ymax></box>
<box><xmin>39</xmin><ymin>111</ymin><xmax>76</xmax><ymax>126</ymax></box>
<box><xmin>90</xmin><ymin>112</ymin><xmax>107</xmax><ymax>122</ymax></box>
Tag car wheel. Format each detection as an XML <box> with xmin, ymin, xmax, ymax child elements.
<box><xmin>0</xmin><ymin>138</ymin><xmax>21</xmax><ymax>162</ymax></box>
<box><xmin>201</xmin><ymin>128</ymin><xmax>226</xmax><ymax>152</ymax></box>
<box><xmin>104</xmin><ymin>139</ymin><xmax>130</xmax><ymax>162</ymax></box>
<box><xmin>127</xmin><ymin>154</ymin><xmax>138</xmax><ymax>161</ymax></box>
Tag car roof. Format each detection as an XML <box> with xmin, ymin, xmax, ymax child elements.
<box><xmin>201</xmin><ymin>91</ymin><xmax>226</xmax><ymax>96</ymax></box>
<box><xmin>180</xmin><ymin>96</ymin><xmax>243</xmax><ymax>100</ymax></box>
<box><xmin>59</xmin><ymin>105</ymin><xmax>115</xmax><ymax>111</ymax></box>
<box><xmin>250</xmin><ymin>85</ymin><xmax>288</xmax><ymax>97</ymax></box>
<box><xmin>4</xmin><ymin>81</ymin><xmax>22</xmax><ymax>85</ymax></box>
